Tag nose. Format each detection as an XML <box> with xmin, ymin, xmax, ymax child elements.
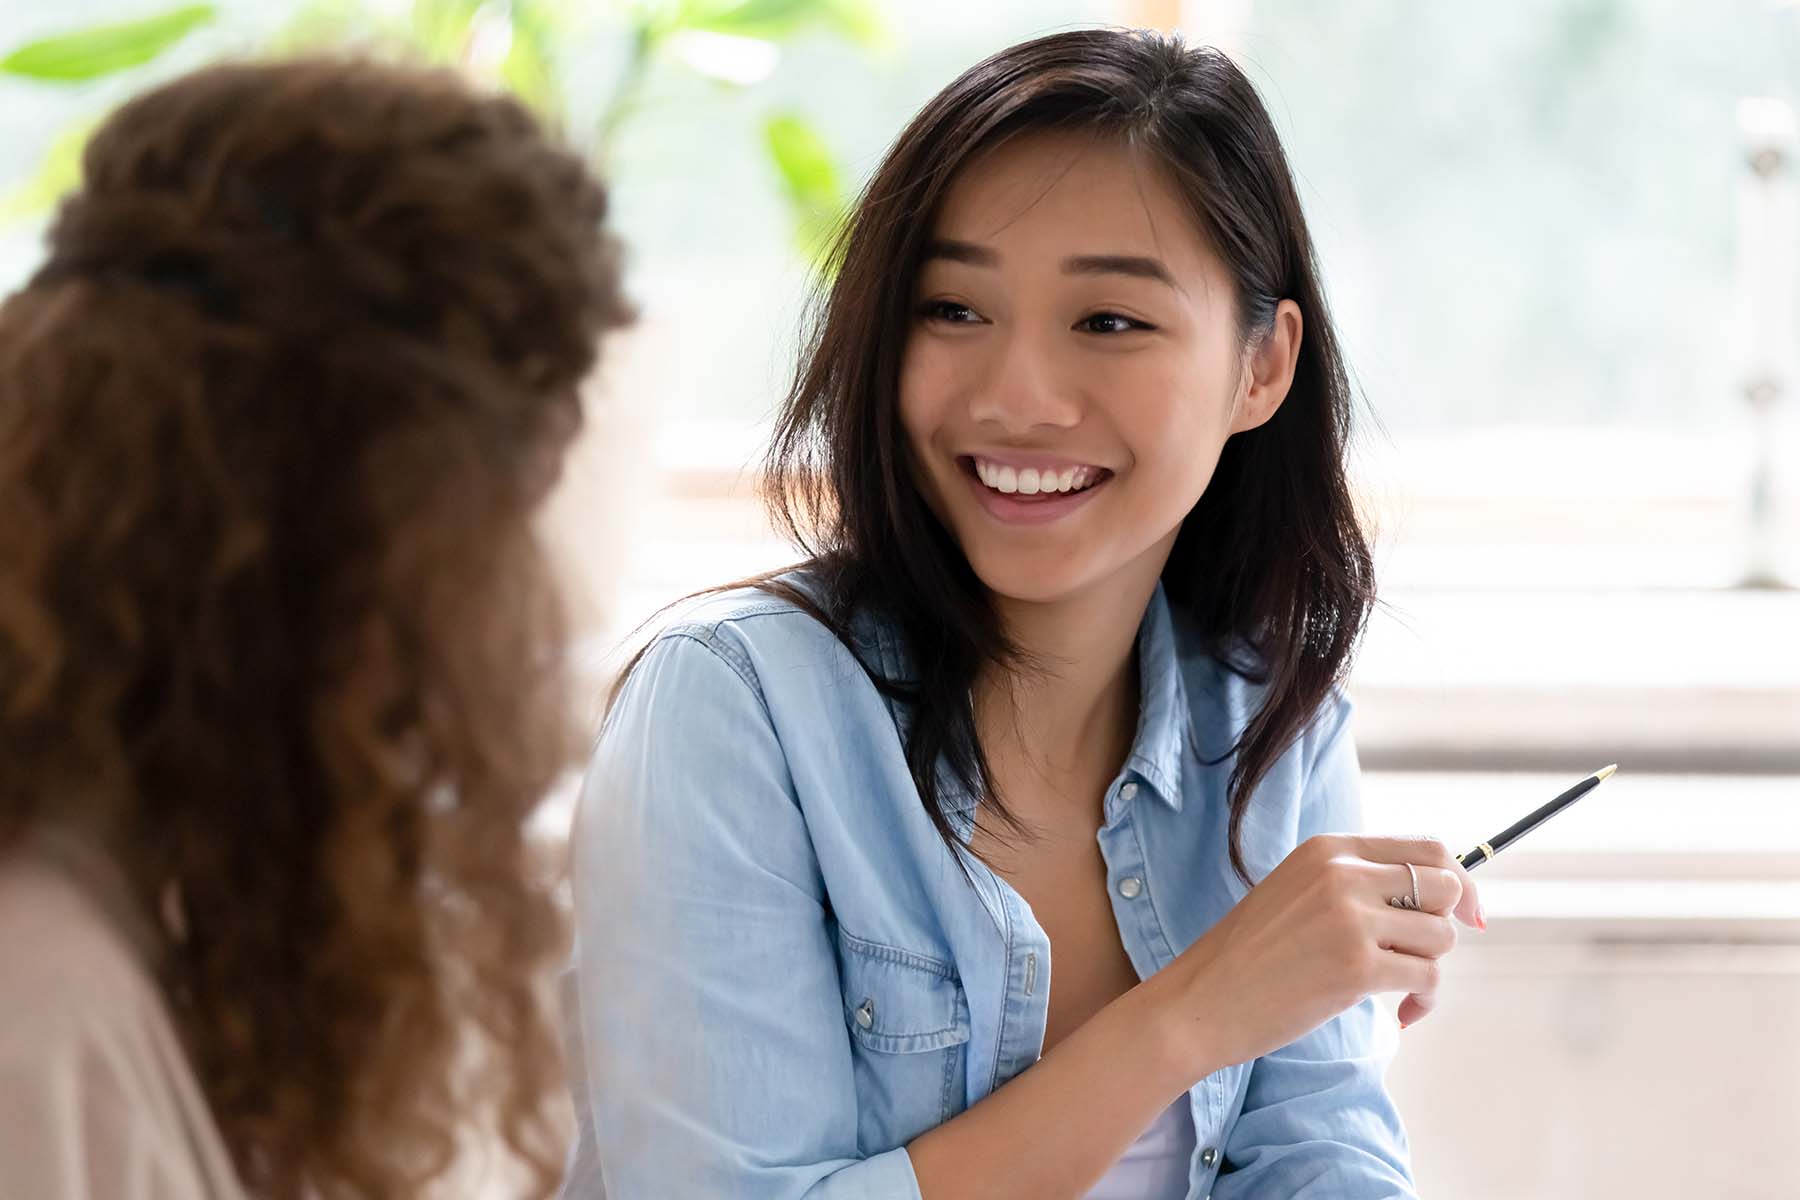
<box><xmin>966</xmin><ymin>325</ymin><xmax>1082</xmax><ymax>433</ymax></box>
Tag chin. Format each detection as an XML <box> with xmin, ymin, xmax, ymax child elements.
<box><xmin>962</xmin><ymin>542</ymin><xmax>1107</xmax><ymax>606</ymax></box>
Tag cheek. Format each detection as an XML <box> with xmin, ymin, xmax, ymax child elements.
<box><xmin>897</xmin><ymin>337</ymin><xmax>955</xmax><ymax>444</ymax></box>
<box><xmin>1115</xmin><ymin>357</ymin><xmax>1231</xmax><ymax>448</ymax></box>
<box><xmin>1110</xmin><ymin>362</ymin><xmax>1236</xmax><ymax>505</ymax></box>
<box><xmin>897</xmin><ymin>339</ymin><xmax>958</xmax><ymax>512</ymax></box>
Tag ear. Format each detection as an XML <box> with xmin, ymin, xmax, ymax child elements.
<box><xmin>1229</xmin><ymin>299</ymin><xmax>1303</xmax><ymax>434</ymax></box>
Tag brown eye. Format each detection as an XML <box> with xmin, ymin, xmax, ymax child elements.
<box><xmin>1076</xmin><ymin>312</ymin><xmax>1152</xmax><ymax>334</ymax></box>
<box><xmin>919</xmin><ymin>300</ymin><xmax>983</xmax><ymax>324</ymax></box>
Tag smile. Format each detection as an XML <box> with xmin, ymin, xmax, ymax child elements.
<box><xmin>955</xmin><ymin>454</ymin><xmax>1113</xmax><ymax>525</ymax></box>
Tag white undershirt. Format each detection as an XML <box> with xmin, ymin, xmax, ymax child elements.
<box><xmin>1083</xmin><ymin>1097</ymin><xmax>1197</xmax><ymax>1199</ymax></box>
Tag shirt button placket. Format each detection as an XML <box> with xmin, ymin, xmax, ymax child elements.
<box><xmin>1110</xmin><ymin>783</ymin><xmax>1145</xmax><ymax>905</ymax></box>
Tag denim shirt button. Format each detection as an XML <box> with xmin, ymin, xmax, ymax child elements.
<box><xmin>1119</xmin><ymin>781</ymin><xmax>1139</xmax><ymax>801</ymax></box>
<box><xmin>854</xmin><ymin>998</ymin><xmax>875</xmax><ymax>1029</ymax></box>
<box><xmin>1117</xmin><ymin>876</ymin><xmax>1143</xmax><ymax>899</ymax></box>
<box><xmin>1200</xmin><ymin>1146</ymin><xmax>1218</xmax><ymax>1168</ymax></box>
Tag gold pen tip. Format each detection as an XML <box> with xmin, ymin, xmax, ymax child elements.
<box><xmin>1594</xmin><ymin>763</ymin><xmax>1618</xmax><ymax>782</ymax></box>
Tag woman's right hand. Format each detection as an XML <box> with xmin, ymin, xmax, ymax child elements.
<box><xmin>1150</xmin><ymin>834</ymin><xmax>1483</xmax><ymax>1076</ymax></box>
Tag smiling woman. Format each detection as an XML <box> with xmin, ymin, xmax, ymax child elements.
<box><xmin>563</xmin><ymin>27</ymin><xmax>1476</xmax><ymax>1200</ymax></box>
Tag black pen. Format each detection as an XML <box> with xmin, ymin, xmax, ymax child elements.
<box><xmin>1456</xmin><ymin>764</ymin><xmax>1618</xmax><ymax>870</ymax></box>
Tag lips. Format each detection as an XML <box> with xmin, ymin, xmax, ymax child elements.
<box><xmin>953</xmin><ymin>454</ymin><xmax>1112</xmax><ymax>524</ymax></box>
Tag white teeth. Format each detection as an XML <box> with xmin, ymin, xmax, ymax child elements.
<box><xmin>971</xmin><ymin>457</ymin><xmax>1101</xmax><ymax>496</ymax></box>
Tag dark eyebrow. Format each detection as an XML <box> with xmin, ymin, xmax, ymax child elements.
<box><xmin>1061</xmin><ymin>254</ymin><xmax>1176</xmax><ymax>287</ymax></box>
<box><xmin>921</xmin><ymin>238</ymin><xmax>998</xmax><ymax>267</ymax></box>
<box><xmin>921</xmin><ymin>241</ymin><xmax>1179</xmax><ymax>290</ymax></box>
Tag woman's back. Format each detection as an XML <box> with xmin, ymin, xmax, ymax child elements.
<box><xmin>0</xmin><ymin>57</ymin><xmax>630</xmax><ymax>1196</ymax></box>
<box><xmin>0</xmin><ymin>829</ymin><xmax>243</xmax><ymax>1200</ymax></box>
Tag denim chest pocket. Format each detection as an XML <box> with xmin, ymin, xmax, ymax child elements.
<box><xmin>835</xmin><ymin>928</ymin><xmax>971</xmax><ymax>1154</ymax></box>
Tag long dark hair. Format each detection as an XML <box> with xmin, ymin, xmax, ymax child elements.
<box><xmin>755</xmin><ymin>29</ymin><xmax>1370</xmax><ymax>883</ymax></box>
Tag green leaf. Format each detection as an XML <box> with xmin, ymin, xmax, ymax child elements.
<box><xmin>624</xmin><ymin>0</ymin><xmax>688</xmax><ymax>42</ymax></box>
<box><xmin>0</xmin><ymin>5</ymin><xmax>216</xmax><ymax>82</ymax></box>
<box><xmin>500</xmin><ymin>6</ymin><xmax>564</xmax><ymax>120</ymax></box>
<box><xmin>0</xmin><ymin>120</ymin><xmax>97</xmax><ymax>225</ymax></box>
<box><xmin>817</xmin><ymin>0</ymin><xmax>885</xmax><ymax>46</ymax></box>
<box><xmin>680</xmin><ymin>0</ymin><xmax>882</xmax><ymax>45</ymax></box>
<box><xmin>684</xmin><ymin>0</ymin><xmax>817</xmax><ymax>35</ymax></box>
<box><xmin>764</xmin><ymin>110</ymin><xmax>846</xmax><ymax>264</ymax></box>
<box><xmin>765</xmin><ymin>111</ymin><xmax>839</xmax><ymax>208</ymax></box>
<box><xmin>408</xmin><ymin>0</ymin><xmax>486</xmax><ymax>63</ymax></box>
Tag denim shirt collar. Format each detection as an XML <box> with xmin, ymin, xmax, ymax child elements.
<box><xmin>866</xmin><ymin>582</ymin><xmax>1189</xmax><ymax>829</ymax></box>
<box><xmin>1122</xmin><ymin>582</ymin><xmax>1188</xmax><ymax>814</ymax></box>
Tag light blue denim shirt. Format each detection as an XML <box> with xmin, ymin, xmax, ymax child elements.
<box><xmin>561</xmin><ymin>578</ymin><xmax>1414</xmax><ymax>1199</ymax></box>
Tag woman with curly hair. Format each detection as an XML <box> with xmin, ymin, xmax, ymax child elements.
<box><xmin>0</xmin><ymin>58</ymin><xmax>630</xmax><ymax>1198</ymax></box>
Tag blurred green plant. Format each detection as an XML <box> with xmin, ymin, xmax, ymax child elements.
<box><xmin>0</xmin><ymin>4</ymin><xmax>220</xmax><ymax>220</ymax></box>
<box><xmin>0</xmin><ymin>0</ymin><xmax>876</xmax><ymax>265</ymax></box>
<box><xmin>0</xmin><ymin>4</ymin><xmax>216</xmax><ymax>80</ymax></box>
<box><xmin>764</xmin><ymin>109</ymin><xmax>844</xmax><ymax>261</ymax></box>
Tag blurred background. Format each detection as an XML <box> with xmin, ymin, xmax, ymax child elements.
<box><xmin>3</xmin><ymin>1</ymin><xmax>1796</xmax><ymax>1196</ymax></box>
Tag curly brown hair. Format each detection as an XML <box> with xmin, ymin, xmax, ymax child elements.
<box><xmin>0</xmin><ymin>58</ymin><xmax>631</xmax><ymax>1197</ymax></box>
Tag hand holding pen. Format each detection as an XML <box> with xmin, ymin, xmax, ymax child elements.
<box><xmin>1151</xmin><ymin>835</ymin><xmax>1486</xmax><ymax>1070</ymax></box>
<box><xmin>1379</xmin><ymin>763</ymin><xmax>1619</xmax><ymax>1024</ymax></box>
<box><xmin>1145</xmin><ymin>764</ymin><xmax>1619</xmax><ymax>1077</ymax></box>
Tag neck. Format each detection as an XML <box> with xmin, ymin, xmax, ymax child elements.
<box><xmin>975</xmin><ymin>568</ymin><xmax>1163</xmax><ymax>790</ymax></box>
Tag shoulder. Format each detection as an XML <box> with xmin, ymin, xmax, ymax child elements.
<box><xmin>626</xmin><ymin>574</ymin><xmax>886</xmax><ymax>705</ymax></box>
<box><xmin>0</xmin><ymin>850</ymin><xmax>180</xmax><ymax>1125</ymax></box>
<box><xmin>0</xmin><ymin>853</ymin><xmax>242</xmax><ymax>1198</ymax></box>
<box><xmin>0</xmin><ymin>851</ymin><xmax>161</xmax><ymax>1054</ymax></box>
<box><xmin>577</xmin><ymin>578</ymin><xmax>897</xmax><ymax>887</ymax></box>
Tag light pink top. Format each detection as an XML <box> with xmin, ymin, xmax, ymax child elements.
<box><xmin>0</xmin><ymin>831</ymin><xmax>245</xmax><ymax>1200</ymax></box>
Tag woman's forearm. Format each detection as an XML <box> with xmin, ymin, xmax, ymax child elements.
<box><xmin>905</xmin><ymin>971</ymin><xmax>1216</xmax><ymax>1200</ymax></box>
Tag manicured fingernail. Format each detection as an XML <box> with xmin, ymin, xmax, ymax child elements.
<box><xmin>1476</xmin><ymin>903</ymin><xmax>1488</xmax><ymax>931</ymax></box>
